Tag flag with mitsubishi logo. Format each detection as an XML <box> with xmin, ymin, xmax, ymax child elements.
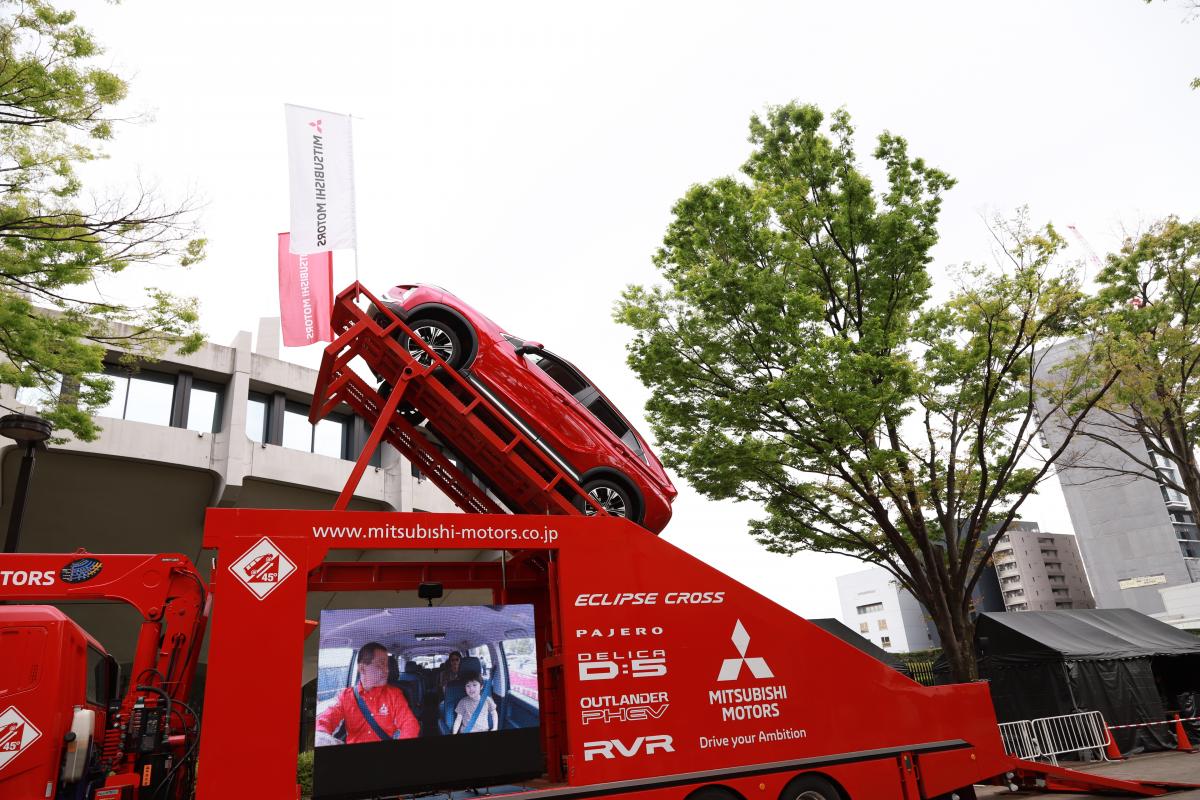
<box><xmin>284</xmin><ymin>103</ymin><xmax>356</xmax><ymax>254</ymax></box>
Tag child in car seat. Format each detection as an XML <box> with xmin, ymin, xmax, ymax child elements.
<box><xmin>452</xmin><ymin>675</ymin><xmax>498</xmax><ymax>734</ymax></box>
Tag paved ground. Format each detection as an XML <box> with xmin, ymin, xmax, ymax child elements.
<box><xmin>976</xmin><ymin>751</ymin><xmax>1200</xmax><ymax>799</ymax></box>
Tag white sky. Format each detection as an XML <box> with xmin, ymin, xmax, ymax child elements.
<box><xmin>64</xmin><ymin>0</ymin><xmax>1199</xmax><ymax>621</ymax></box>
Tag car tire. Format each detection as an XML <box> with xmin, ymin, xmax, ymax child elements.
<box><xmin>402</xmin><ymin>318</ymin><xmax>464</xmax><ymax>369</ymax></box>
<box><xmin>780</xmin><ymin>774</ymin><xmax>842</xmax><ymax>800</ymax></box>
<box><xmin>378</xmin><ymin>381</ymin><xmax>427</xmax><ymax>426</ymax></box>
<box><xmin>579</xmin><ymin>478</ymin><xmax>636</xmax><ymax>521</ymax></box>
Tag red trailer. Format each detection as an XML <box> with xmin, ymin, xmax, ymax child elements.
<box><xmin>3</xmin><ymin>283</ymin><xmax>1198</xmax><ymax>798</ymax></box>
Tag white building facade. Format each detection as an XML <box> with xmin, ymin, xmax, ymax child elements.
<box><xmin>836</xmin><ymin>567</ymin><xmax>940</xmax><ymax>653</ymax></box>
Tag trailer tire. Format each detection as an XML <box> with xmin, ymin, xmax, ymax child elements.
<box><xmin>780</xmin><ymin>774</ymin><xmax>842</xmax><ymax>800</ymax></box>
<box><xmin>686</xmin><ymin>787</ymin><xmax>742</xmax><ymax>800</ymax></box>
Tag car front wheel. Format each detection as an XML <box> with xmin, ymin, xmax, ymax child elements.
<box><xmin>580</xmin><ymin>478</ymin><xmax>635</xmax><ymax>521</ymax></box>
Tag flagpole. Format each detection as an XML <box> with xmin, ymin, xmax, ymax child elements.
<box><xmin>349</xmin><ymin>112</ymin><xmax>360</xmax><ymax>284</ymax></box>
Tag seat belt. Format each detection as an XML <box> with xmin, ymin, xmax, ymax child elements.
<box><xmin>463</xmin><ymin>678</ymin><xmax>493</xmax><ymax>733</ymax></box>
<box><xmin>353</xmin><ymin>686</ymin><xmax>398</xmax><ymax>741</ymax></box>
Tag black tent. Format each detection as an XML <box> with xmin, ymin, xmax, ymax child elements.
<box><xmin>976</xmin><ymin>609</ymin><xmax>1200</xmax><ymax>753</ymax></box>
<box><xmin>809</xmin><ymin>618</ymin><xmax>911</xmax><ymax>676</ymax></box>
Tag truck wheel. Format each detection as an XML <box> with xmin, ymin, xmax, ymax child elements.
<box><xmin>780</xmin><ymin>774</ymin><xmax>842</xmax><ymax>800</ymax></box>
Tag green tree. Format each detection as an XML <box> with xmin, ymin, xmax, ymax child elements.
<box><xmin>1058</xmin><ymin>219</ymin><xmax>1200</xmax><ymax>531</ymax></box>
<box><xmin>0</xmin><ymin>0</ymin><xmax>205</xmax><ymax>440</ymax></box>
<box><xmin>617</xmin><ymin>104</ymin><xmax>1114</xmax><ymax>681</ymax></box>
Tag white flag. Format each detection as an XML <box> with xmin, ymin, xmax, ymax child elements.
<box><xmin>285</xmin><ymin>104</ymin><xmax>356</xmax><ymax>254</ymax></box>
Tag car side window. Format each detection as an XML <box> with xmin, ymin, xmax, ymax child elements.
<box><xmin>587</xmin><ymin>397</ymin><xmax>648</xmax><ymax>463</ymax></box>
<box><xmin>528</xmin><ymin>352</ymin><xmax>588</xmax><ymax>396</ymax></box>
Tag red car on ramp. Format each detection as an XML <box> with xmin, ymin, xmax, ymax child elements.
<box><xmin>373</xmin><ymin>283</ymin><xmax>677</xmax><ymax>533</ymax></box>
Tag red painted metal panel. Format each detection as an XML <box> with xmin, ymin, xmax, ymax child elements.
<box><xmin>195</xmin><ymin>509</ymin><xmax>1015</xmax><ymax>799</ymax></box>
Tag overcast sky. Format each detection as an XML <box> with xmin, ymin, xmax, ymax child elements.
<box><xmin>66</xmin><ymin>1</ymin><xmax>1199</xmax><ymax>620</ymax></box>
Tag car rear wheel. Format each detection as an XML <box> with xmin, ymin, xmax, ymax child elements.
<box><xmin>378</xmin><ymin>381</ymin><xmax>427</xmax><ymax>427</ymax></box>
<box><xmin>403</xmin><ymin>318</ymin><xmax>463</xmax><ymax>369</ymax></box>
<box><xmin>579</xmin><ymin>478</ymin><xmax>635</xmax><ymax>520</ymax></box>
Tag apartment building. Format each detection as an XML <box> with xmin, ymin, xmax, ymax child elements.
<box><xmin>991</xmin><ymin>522</ymin><xmax>1095</xmax><ymax>612</ymax></box>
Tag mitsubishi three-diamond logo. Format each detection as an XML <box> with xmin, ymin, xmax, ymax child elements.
<box><xmin>0</xmin><ymin>706</ymin><xmax>41</xmax><ymax>772</ymax></box>
<box><xmin>230</xmin><ymin>537</ymin><xmax>296</xmax><ymax>600</ymax></box>
<box><xmin>717</xmin><ymin>619</ymin><xmax>774</xmax><ymax>681</ymax></box>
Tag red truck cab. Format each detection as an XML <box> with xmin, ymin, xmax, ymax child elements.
<box><xmin>0</xmin><ymin>605</ymin><xmax>117</xmax><ymax>799</ymax></box>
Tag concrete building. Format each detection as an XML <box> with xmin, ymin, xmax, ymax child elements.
<box><xmin>836</xmin><ymin>567</ymin><xmax>940</xmax><ymax>653</ymax></box>
<box><xmin>1152</xmin><ymin>583</ymin><xmax>1200</xmax><ymax>634</ymax></box>
<box><xmin>991</xmin><ymin>521</ymin><xmax>1095</xmax><ymax>612</ymax></box>
<box><xmin>0</xmin><ymin>319</ymin><xmax>472</xmax><ymax>683</ymax></box>
<box><xmin>1035</xmin><ymin>343</ymin><xmax>1200</xmax><ymax>614</ymax></box>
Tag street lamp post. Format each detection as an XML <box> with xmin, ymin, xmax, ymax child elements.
<box><xmin>1</xmin><ymin>413</ymin><xmax>52</xmax><ymax>553</ymax></box>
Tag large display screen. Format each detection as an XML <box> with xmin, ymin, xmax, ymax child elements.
<box><xmin>313</xmin><ymin>604</ymin><xmax>543</xmax><ymax>799</ymax></box>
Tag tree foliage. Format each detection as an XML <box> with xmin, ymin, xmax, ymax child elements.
<box><xmin>0</xmin><ymin>0</ymin><xmax>205</xmax><ymax>440</ymax></box>
<box><xmin>617</xmin><ymin>104</ymin><xmax>1113</xmax><ymax>681</ymax></box>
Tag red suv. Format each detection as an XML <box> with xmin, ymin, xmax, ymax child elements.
<box><xmin>373</xmin><ymin>283</ymin><xmax>677</xmax><ymax>533</ymax></box>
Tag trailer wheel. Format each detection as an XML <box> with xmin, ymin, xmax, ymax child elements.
<box><xmin>686</xmin><ymin>787</ymin><xmax>742</xmax><ymax>800</ymax></box>
<box><xmin>780</xmin><ymin>774</ymin><xmax>842</xmax><ymax>800</ymax></box>
<box><xmin>403</xmin><ymin>318</ymin><xmax>464</xmax><ymax>369</ymax></box>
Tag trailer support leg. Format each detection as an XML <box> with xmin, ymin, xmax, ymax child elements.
<box><xmin>334</xmin><ymin>374</ymin><xmax>407</xmax><ymax>510</ymax></box>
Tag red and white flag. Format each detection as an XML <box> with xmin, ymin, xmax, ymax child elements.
<box><xmin>284</xmin><ymin>103</ymin><xmax>356</xmax><ymax>254</ymax></box>
<box><xmin>277</xmin><ymin>232</ymin><xmax>333</xmax><ymax>346</ymax></box>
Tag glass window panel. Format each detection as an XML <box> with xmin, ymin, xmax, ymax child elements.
<box><xmin>529</xmin><ymin>353</ymin><xmax>587</xmax><ymax>395</ymax></box>
<box><xmin>282</xmin><ymin>406</ymin><xmax>313</xmax><ymax>451</ymax></box>
<box><xmin>187</xmin><ymin>384</ymin><xmax>222</xmax><ymax>433</ymax></box>
<box><xmin>246</xmin><ymin>396</ymin><xmax>268</xmax><ymax>443</ymax></box>
<box><xmin>313</xmin><ymin>416</ymin><xmax>346</xmax><ymax>458</ymax></box>
<box><xmin>123</xmin><ymin>373</ymin><xmax>175</xmax><ymax>426</ymax></box>
<box><xmin>16</xmin><ymin>376</ymin><xmax>62</xmax><ymax>408</ymax></box>
<box><xmin>91</xmin><ymin>373</ymin><xmax>129</xmax><ymax>419</ymax></box>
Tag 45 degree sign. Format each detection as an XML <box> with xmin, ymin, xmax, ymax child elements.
<box><xmin>578</xmin><ymin>649</ymin><xmax>667</xmax><ymax>681</ymax></box>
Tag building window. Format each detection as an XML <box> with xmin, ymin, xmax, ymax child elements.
<box><xmin>877</xmin><ymin>619</ymin><xmax>888</xmax><ymax>631</ymax></box>
<box><xmin>246</xmin><ymin>393</ymin><xmax>269</xmax><ymax>443</ymax></box>
<box><xmin>90</xmin><ymin>367</ymin><xmax>224</xmax><ymax>433</ymax></box>
<box><xmin>859</xmin><ymin>622</ymin><xmax>869</xmax><ymax>634</ymax></box>
<box><xmin>249</xmin><ymin>391</ymin><xmax>381</xmax><ymax>466</ymax></box>
<box><xmin>1055</xmin><ymin>601</ymin><xmax>1073</xmax><ymax>609</ymax></box>
<box><xmin>880</xmin><ymin>636</ymin><xmax>891</xmax><ymax>648</ymax></box>
<box><xmin>856</xmin><ymin>602</ymin><xmax>884</xmax><ymax>615</ymax></box>
<box><xmin>1008</xmin><ymin>603</ymin><xmax>1028</xmax><ymax>611</ymax></box>
<box><xmin>15</xmin><ymin>376</ymin><xmax>63</xmax><ymax>408</ymax></box>
<box><xmin>282</xmin><ymin>400</ymin><xmax>349</xmax><ymax>458</ymax></box>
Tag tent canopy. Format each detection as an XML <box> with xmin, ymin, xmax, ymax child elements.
<box><xmin>977</xmin><ymin>608</ymin><xmax>1200</xmax><ymax>662</ymax></box>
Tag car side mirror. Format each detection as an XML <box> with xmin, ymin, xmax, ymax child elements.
<box><xmin>515</xmin><ymin>342</ymin><xmax>544</xmax><ymax>356</ymax></box>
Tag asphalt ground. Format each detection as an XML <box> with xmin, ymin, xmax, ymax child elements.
<box><xmin>975</xmin><ymin>751</ymin><xmax>1200</xmax><ymax>799</ymax></box>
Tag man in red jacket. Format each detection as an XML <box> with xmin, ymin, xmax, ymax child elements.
<box><xmin>316</xmin><ymin>642</ymin><xmax>420</xmax><ymax>745</ymax></box>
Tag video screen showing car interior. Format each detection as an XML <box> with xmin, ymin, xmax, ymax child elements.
<box><xmin>313</xmin><ymin>604</ymin><xmax>543</xmax><ymax>799</ymax></box>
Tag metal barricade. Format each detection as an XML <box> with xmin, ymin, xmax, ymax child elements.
<box><xmin>1028</xmin><ymin>711</ymin><xmax>1112</xmax><ymax>765</ymax></box>
<box><xmin>998</xmin><ymin>720</ymin><xmax>1041</xmax><ymax>761</ymax></box>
